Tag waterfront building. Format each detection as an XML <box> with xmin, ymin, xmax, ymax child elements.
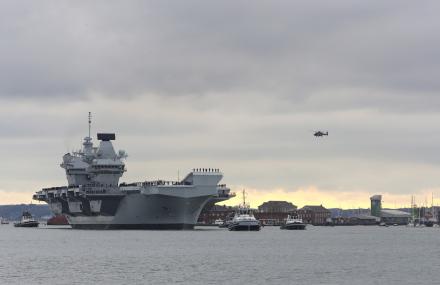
<box><xmin>197</xmin><ymin>205</ymin><xmax>236</xmax><ymax>225</ymax></box>
<box><xmin>200</xmin><ymin>201</ymin><xmax>334</xmax><ymax>226</ymax></box>
<box><xmin>255</xmin><ymin>212</ymin><xmax>292</xmax><ymax>226</ymax></box>
<box><xmin>258</xmin><ymin>201</ymin><xmax>297</xmax><ymax>213</ymax></box>
<box><xmin>329</xmin><ymin>208</ymin><xmax>371</xmax><ymax>218</ymax></box>
<box><xmin>380</xmin><ymin>209</ymin><xmax>410</xmax><ymax>225</ymax></box>
<box><xmin>298</xmin><ymin>205</ymin><xmax>331</xmax><ymax>225</ymax></box>
<box><xmin>255</xmin><ymin>201</ymin><xmax>297</xmax><ymax>225</ymax></box>
<box><xmin>332</xmin><ymin>215</ymin><xmax>378</xmax><ymax>226</ymax></box>
<box><xmin>370</xmin><ymin>195</ymin><xmax>382</xmax><ymax>217</ymax></box>
<box><xmin>369</xmin><ymin>195</ymin><xmax>410</xmax><ymax>225</ymax></box>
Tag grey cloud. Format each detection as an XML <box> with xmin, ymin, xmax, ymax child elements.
<box><xmin>1</xmin><ymin>1</ymin><xmax>440</xmax><ymax>113</ymax></box>
<box><xmin>1</xmin><ymin>1</ymin><xmax>440</xmax><ymax>199</ymax></box>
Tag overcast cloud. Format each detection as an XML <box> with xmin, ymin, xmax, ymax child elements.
<box><xmin>1</xmin><ymin>1</ymin><xmax>440</xmax><ymax>207</ymax></box>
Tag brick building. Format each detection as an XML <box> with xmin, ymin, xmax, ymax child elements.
<box><xmin>254</xmin><ymin>212</ymin><xmax>291</xmax><ymax>226</ymax></box>
<box><xmin>255</xmin><ymin>201</ymin><xmax>297</xmax><ymax>225</ymax></box>
<box><xmin>198</xmin><ymin>201</ymin><xmax>331</xmax><ymax>226</ymax></box>
<box><xmin>298</xmin><ymin>205</ymin><xmax>331</xmax><ymax>225</ymax></box>
<box><xmin>197</xmin><ymin>205</ymin><xmax>236</xmax><ymax>224</ymax></box>
<box><xmin>258</xmin><ymin>201</ymin><xmax>297</xmax><ymax>213</ymax></box>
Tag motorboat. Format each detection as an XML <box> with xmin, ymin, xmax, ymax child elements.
<box><xmin>14</xmin><ymin>211</ymin><xmax>39</xmax><ymax>228</ymax></box>
<box><xmin>228</xmin><ymin>189</ymin><xmax>260</xmax><ymax>231</ymax></box>
<box><xmin>228</xmin><ymin>208</ymin><xmax>261</xmax><ymax>231</ymax></box>
<box><xmin>280</xmin><ymin>215</ymin><xmax>306</xmax><ymax>230</ymax></box>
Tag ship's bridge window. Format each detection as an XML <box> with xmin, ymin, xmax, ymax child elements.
<box><xmin>94</xmin><ymin>165</ymin><xmax>122</xmax><ymax>169</ymax></box>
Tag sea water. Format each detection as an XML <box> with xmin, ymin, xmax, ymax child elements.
<box><xmin>1</xmin><ymin>225</ymin><xmax>439</xmax><ymax>285</ymax></box>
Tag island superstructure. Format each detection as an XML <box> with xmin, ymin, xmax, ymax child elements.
<box><xmin>33</xmin><ymin>113</ymin><xmax>234</xmax><ymax>229</ymax></box>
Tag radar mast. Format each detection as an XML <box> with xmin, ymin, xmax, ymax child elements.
<box><xmin>83</xmin><ymin>112</ymin><xmax>93</xmax><ymax>155</ymax></box>
<box><xmin>88</xmin><ymin>111</ymin><xmax>91</xmax><ymax>138</ymax></box>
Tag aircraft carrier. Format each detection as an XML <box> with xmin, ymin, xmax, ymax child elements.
<box><xmin>33</xmin><ymin>113</ymin><xmax>234</xmax><ymax>229</ymax></box>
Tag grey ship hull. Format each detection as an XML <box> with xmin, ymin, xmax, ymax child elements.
<box><xmin>35</xmin><ymin>171</ymin><xmax>234</xmax><ymax>230</ymax></box>
<box><xmin>65</xmin><ymin>194</ymin><xmax>212</xmax><ymax>230</ymax></box>
<box><xmin>72</xmin><ymin>224</ymin><xmax>194</xmax><ymax>230</ymax></box>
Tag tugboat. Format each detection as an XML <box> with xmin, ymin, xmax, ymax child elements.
<box><xmin>280</xmin><ymin>214</ymin><xmax>306</xmax><ymax>230</ymax></box>
<box><xmin>14</xmin><ymin>211</ymin><xmax>39</xmax><ymax>228</ymax></box>
<box><xmin>228</xmin><ymin>190</ymin><xmax>261</xmax><ymax>231</ymax></box>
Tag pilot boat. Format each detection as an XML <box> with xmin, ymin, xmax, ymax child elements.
<box><xmin>14</xmin><ymin>211</ymin><xmax>39</xmax><ymax>228</ymax></box>
<box><xmin>280</xmin><ymin>215</ymin><xmax>306</xmax><ymax>230</ymax></box>
<box><xmin>228</xmin><ymin>190</ymin><xmax>260</xmax><ymax>231</ymax></box>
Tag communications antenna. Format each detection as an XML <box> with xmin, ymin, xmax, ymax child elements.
<box><xmin>88</xmin><ymin>112</ymin><xmax>92</xmax><ymax>138</ymax></box>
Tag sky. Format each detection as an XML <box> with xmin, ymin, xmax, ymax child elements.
<box><xmin>1</xmin><ymin>1</ymin><xmax>440</xmax><ymax>208</ymax></box>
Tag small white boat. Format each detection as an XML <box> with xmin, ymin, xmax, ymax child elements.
<box><xmin>280</xmin><ymin>215</ymin><xmax>306</xmax><ymax>230</ymax></box>
<box><xmin>228</xmin><ymin>209</ymin><xmax>261</xmax><ymax>231</ymax></box>
<box><xmin>14</xmin><ymin>211</ymin><xmax>39</xmax><ymax>228</ymax></box>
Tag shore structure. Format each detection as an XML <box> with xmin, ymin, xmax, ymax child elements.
<box><xmin>199</xmin><ymin>202</ymin><xmax>332</xmax><ymax>226</ymax></box>
<box><xmin>33</xmin><ymin>113</ymin><xmax>234</xmax><ymax>229</ymax></box>
<box><xmin>256</xmin><ymin>201</ymin><xmax>297</xmax><ymax>225</ymax></box>
<box><xmin>380</xmin><ymin>209</ymin><xmax>411</xmax><ymax>225</ymax></box>
<box><xmin>369</xmin><ymin>195</ymin><xmax>411</xmax><ymax>225</ymax></box>
<box><xmin>298</xmin><ymin>205</ymin><xmax>332</xmax><ymax>225</ymax></box>
<box><xmin>370</xmin><ymin>195</ymin><xmax>382</xmax><ymax>217</ymax></box>
<box><xmin>198</xmin><ymin>205</ymin><xmax>236</xmax><ymax>225</ymax></box>
<box><xmin>258</xmin><ymin>201</ymin><xmax>297</xmax><ymax>213</ymax></box>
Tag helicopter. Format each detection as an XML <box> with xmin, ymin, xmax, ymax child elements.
<box><xmin>314</xmin><ymin>131</ymin><xmax>328</xmax><ymax>137</ymax></box>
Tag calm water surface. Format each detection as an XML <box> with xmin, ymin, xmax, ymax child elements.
<box><xmin>1</xmin><ymin>225</ymin><xmax>440</xmax><ymax>284</ymax></box>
